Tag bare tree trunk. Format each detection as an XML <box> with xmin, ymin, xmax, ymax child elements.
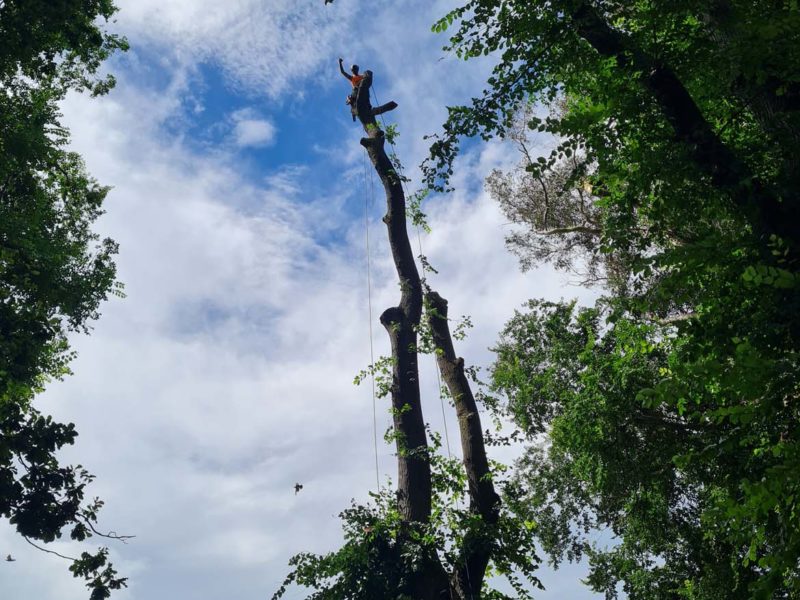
<box><xmin>354</xmin><ymin>71</ymin><xmax>432</xmax><ymax>525</ymax></box>
<box><xmin>354</xmin><ymin>72</ymin><xmax>450</xmax><ymax>599</ymax></box>
<box><xmin>426</xmin><ymin>290</ymin><xmax>500</xmax><ymax>597</ymax></box>
<box><xmin>352</xmin><ymin>72</ymin><xmax>501</xmax><ymax>599</ymax></box>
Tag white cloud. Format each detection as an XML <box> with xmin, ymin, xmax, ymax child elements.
<box><xmin>114</xmin><ymin>0</ymin><xmax>360</xmax><ymax>98</ymax></box>
<box><xmin>230</xmin><ymin>108</ymin><xmax>276</xmax><ymax>147</ymax></box>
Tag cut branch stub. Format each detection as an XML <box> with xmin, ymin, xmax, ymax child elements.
<box><xmin>373</xmin><ymin>101</ymin><xmax>398</xmax><ymax>116</ymax></box>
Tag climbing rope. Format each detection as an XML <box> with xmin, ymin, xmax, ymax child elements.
<box><xmin>362</xmin><ymin>150</ymin><xmax>380</xmax><ymax>488</ymax></box>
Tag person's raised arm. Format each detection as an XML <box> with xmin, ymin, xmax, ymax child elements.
<box><xmin>338</xmin><ymin>57</ymin><xmax>352</xmax><ymax>81</ymax></box>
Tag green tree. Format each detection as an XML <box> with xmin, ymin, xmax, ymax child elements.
<box><xmin>1</xmin><ymin>1</ymin><xmax>129</xmax><ymax>597</ymax></box>
<box><xmin>491</xmin><ymin>300</ymin><xmax>764</xmax><ymax>599</ymax></box>
<box><xmin>423</xmin><ymin>1</ymin><xmax>800</xmax><ymax>598</ymax></box>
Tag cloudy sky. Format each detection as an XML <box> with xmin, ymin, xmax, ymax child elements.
<box><xmin>1</xmin><ymin>1</ymin><xmax>602</xmax><ymax>598</ymax></box>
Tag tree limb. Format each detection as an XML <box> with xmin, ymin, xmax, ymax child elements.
<box><xmin>23</xmin><ymin>537</ymin><xmax>78</xmax><ymax>562</ymax></box>
<box><xmin>426</xmin><ymin>290</ymin><xmax>500</xmax><ymax>596</ymax></box>
<box><xmin>373</xmin><ymin>101</ymin><xmax>398</xmax><ymax>116</ymax></box>
<box><xmin>540</xmin><ymin>225</ymin><xmax>601</xmax><ymax>236</ymax></box>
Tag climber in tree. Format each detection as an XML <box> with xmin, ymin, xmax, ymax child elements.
<box><xmin>338</xmin><ymin>57</ymin><xmax>365</xmax><ymax>106</ymax></box>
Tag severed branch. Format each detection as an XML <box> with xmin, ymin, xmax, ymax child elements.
<box><xmin>373</xmin><ymin>101</ymin><xmax>398</xmax><ymax>116</ymax></box>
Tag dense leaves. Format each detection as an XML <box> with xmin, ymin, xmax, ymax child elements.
<box><xmin>1</xmin><ymin>0</ymin><xmax>128</xmax><ymax>596</ymax></box>
<box><xmin>492</xmin><ymin>301</ymin><xmax>780</xmax><ymax>599</ymax></box>
<box><xmin>0</xmin><ymin>403</ymin><xmax>126</xmax><ymax>599</ymax></box>
<box><xmin>0</xmin><ymin>0</ymin><xmax>125</xmax><ymax>94</ymax></box>
<box><xmin>274</xmin><ymin>450</ymin><xmax>542</xmax><ymax>600</ymax></box>
<box><xmin>423</xmin><ymin>0</ymin><xmax>800</xmax><ymax>598</ymax></box>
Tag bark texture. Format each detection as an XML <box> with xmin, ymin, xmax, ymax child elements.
<box><xmin>355</xmin><ymin>71</ymin><xmax>431</xmax><ymax>525</ymax></box>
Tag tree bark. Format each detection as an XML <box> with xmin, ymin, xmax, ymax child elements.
<box><xmin>373</xmin><ymin>101</ymin><xmax>398</xmax><ymax>116</ymax></box>
<box><xmin>354</xmin><ymin>72</ymin><xmax>452</xmax><ymax>600</ymax></box>
<box><xmin>352</xmin><ymin>72</ymin><xmax>501</xmax><ymax>599</ymax></box>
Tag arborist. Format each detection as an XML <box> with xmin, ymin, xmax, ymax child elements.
<box><xmin>339</xmin><ymin>57</ymin><xmax>364</xmax><ymax>120</ymax></box>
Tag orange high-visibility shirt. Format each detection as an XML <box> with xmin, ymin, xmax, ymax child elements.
<box><xmin>350</xmin><ymin>74</ymin><xmax>365</xmax><ymax>88</ymax></box>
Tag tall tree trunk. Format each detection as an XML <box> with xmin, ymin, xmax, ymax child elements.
<box><xmin>426</xmin><ymin>290</ymin><xmax>500</xmax><ymax>597</ymax></box>
<box><xmin>354</xmin><ymin>71</ymin><xmax>432</xmax><ymax>525</ymax></box>
<box><xmin>352</xmin><ymin>72</ymin><xmax>501</xmax><ymax>599</ymax></box>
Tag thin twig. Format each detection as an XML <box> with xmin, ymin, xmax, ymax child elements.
<box><xmin>85</xmin><ymin>521</ymin><xmax>135</xmax><ymax>542</ymax></box>
<box><xmin>23</xmin><ymin>537</ymin><xmax>78</xmax><ymax>562</ymax></box>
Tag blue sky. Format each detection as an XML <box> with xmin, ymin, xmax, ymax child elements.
<box><xmin>1</xmin><ymin>1</ymin><xmax>603</xmax><ymax>599</ymax></box>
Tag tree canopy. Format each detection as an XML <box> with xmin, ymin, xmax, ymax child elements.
<box><xmin>1</xmin><ymin>1</ymin><xmax>128</xmax><ymax>597</ymax></box>
<box><xmin>422</xmin><ymin>1</ymin><xmax>800</xmax><ymax>598</ymax></box>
